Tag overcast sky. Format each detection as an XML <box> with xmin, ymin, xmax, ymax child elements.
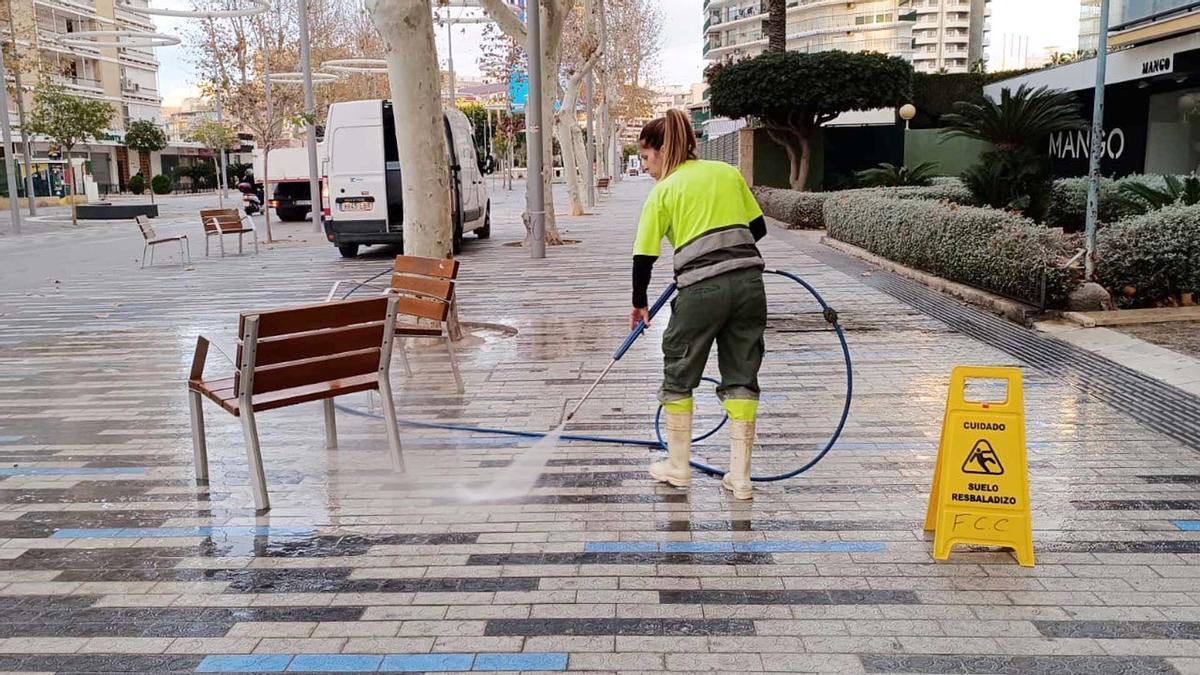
<box><xmin>155</xmin><ymin>0</ymin><xmax>1082</xmax><ymax>107</ymax></box>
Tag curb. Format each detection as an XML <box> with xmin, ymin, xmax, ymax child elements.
<box><xmin>818</xmin><ymin>236</ymin><xmax>1036</xmax><ymax>325</ymax></box>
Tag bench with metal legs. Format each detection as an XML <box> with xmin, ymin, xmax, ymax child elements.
<box><xmin>200</xmin><ymin>208</ymin><xmax>259</xmax><ymax>257</ymax></box>
<box><xmin>136</xmin><ymin>215</ymin><xmax>190</xmax><ymax>269</ymax></box>
<box><xmin>186</xmin><ymin>295</ymin><xmax>403</xmax><ymax>511</ymax></box>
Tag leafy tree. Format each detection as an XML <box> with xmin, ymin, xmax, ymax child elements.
<box><xmin>765</xmin><ymin>0</ymin><xmax>786</xmax><ymax>53</ymax></box>
<box><xmin>708</xmin><ymin>50</ymin><xmax>914</xmax><ymax>190</ymax></box>
<box><xmin>187</xmin><ymin>119</ymin><xmax>238</xmax><ymax>193</ymax></box>
<box><xmin>856</xmin><ymin>162</ymin><xmax>939</xmax><ymax>187</ymax></box>
<box><xmin>24</xmin><ymin>84</ymin><xmax>113</xmax><ymax>225</ymax></box>
<box><xmin>123</xmin><ymin>119</ymin><xmax>167</xmax><ymax>203</ymax></box>
<box><xmin>942</xmin><ymin>84</ymin><xmax>1083</xmax><ymax>219</ymax></box>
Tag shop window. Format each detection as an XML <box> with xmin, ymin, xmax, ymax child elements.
<box><xmin>1146</xmin><ymin>88</ymin><xmax>1200</xmax><ymax>175</ymax></box>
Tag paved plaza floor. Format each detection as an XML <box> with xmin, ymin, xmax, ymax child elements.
<box><xmin>0</xmin><ymin>178</ymin><xmax>1198</xmax><ymax>674</ymax></box>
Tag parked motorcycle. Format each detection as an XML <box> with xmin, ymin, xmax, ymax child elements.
<box><xmin>238</xmin><ymin>179</ymin><xmax>263</xmax><ymax>216</ymax></box>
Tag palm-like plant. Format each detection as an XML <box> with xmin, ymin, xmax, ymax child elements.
<box><xmin>856</xmin><ymin>161</ymin><xmax>939</xmax><ymax>187</ymax></box>
<box><xmin>1113</xmin><ymin>175</ymin><xmax>1200</xmax><ymax>215</ymax></box>
<box><xmin>941</xmin><ymin>84</ymin><xmax>1084</xmax><ymax>152</ymax></box>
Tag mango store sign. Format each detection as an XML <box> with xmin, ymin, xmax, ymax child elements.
<box><xmin>1048</xmin><ymin>126</ymin><xmax>1126</xmax><ymax>161</ymax></box>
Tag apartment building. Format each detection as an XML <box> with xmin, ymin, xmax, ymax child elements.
<box><xmin>2</xmin><ymin>0</ymin><xmax>166</xmax><ymax>194</ymax></box>
<box><xmin>910</xmin><ymin>0</ymin><xmax>990</xmax><ymax>73</ymax></box>
<box><xmin>702</xmin><ymin>0</ymin><xmax>918</xmax><ymax>63</ymax></box>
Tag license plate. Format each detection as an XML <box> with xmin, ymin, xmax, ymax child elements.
<box><xmin>339</xmin><ymin>201</ymin><xmax>373</xmax><ymax>212</ymax></box>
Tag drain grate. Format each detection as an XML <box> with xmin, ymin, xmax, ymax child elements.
<box><xmin>803</xmin><ymin>242</ymin><xmax>1200</xmax><ymax>452</ymax></box>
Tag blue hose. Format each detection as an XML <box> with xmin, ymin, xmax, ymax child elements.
<box><xmin>336</xmin><ymin>268</ymin><xmax>852</xmax><ymax>483</ymax></box>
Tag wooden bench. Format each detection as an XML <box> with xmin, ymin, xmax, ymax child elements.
<box><xmin>596</xmin><ymin>176</ymin><xmax>611</xmax><ymax>196</ymax></box>
<box><xmin>200</xmin><ymin>208</ymin><xmax>259</xmax><ymax>257</ymax></box>
<box><xmin>186</xmin><ymin>295</ymin><xmax>403</xmax><ymax>511</ymax></box>
<box><xmin>136</xmin><ymin>215</ymin><xmax>189</xmax><ymax>268</ymax></box>
<box><xmin>327</xmin><ymin>256</ymin><xmax>465</xmax><ymax>394</ymax></box>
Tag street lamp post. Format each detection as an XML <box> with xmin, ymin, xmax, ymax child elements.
<box><xmin>297</xmin><ymin>0</ymin><xmax>322</xmax><ymax>234</ymax></box>
<box><xmin>526</xmin><ymin>0</ymin><xmax>545</xmax><ymax>259</ymax></box>
<box><xmin>1084</xmin><ymin>0</ymin><xmax>1111</xmax><ymax>281</ymax></box>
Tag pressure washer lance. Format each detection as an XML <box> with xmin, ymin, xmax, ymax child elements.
<box><xmin>563</xmin><ymin>283</ymin><xmax>678</xmax><ymax>424</ymax></box>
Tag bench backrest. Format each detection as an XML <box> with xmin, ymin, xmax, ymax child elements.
<box><xmin>389</xmin><ymin>255</ymin><xmax>460</xmax><ymax>324</ymax></box>
<box><xmin>200</xmin><ymin>208</ymin><xmax>244</xmax><ymax>234</ymax></box>
<box><xmin>234</xmin><ymin>296</ymin><xmax>396</xmax><ymax>397</ymax></box>
<box><xmin>597</xmin><ymin>177</ymin><xmax>610</xmax><ymax>188</ymax></box>
<box><xmin>136</xmin><ymin>215</ymin><xmax>156</xmax><ymax>241</ymax></box>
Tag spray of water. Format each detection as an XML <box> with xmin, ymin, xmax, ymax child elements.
<box><xmin>455</xmin><ymin>423</ymin><xmax>565</xmax><ymax>503</ymax></box>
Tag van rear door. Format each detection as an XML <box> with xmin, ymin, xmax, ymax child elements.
<box><xmin>328</xmin><ymin>102</ymin><xmax>387</xmax><ymax>231</ymax></box>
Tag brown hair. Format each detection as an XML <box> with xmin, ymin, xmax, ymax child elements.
<box><xmin>639</xmin><ymin>109</ymin><xmax>697</xmax><ymax>178</ymax></box>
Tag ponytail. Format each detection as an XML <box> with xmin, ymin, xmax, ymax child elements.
<box><xmin>639</xmin><ymin>108</ymin><xmax>697</xmax><ymax>178</ymax></box>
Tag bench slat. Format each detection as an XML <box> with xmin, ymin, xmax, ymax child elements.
<box><xmin>243</xmin><ymin>347</ymin><xmax>380</xmax><ymax>395</ymax></box>
<box><xmin>396</xmin><ymin>295</ymin><xmax>450</xmax><ymax>323</ymax></box>
<box><xmin>394</xmin><ymin>256</ymin><xmax>459</xmax><ymax>279</ymax></box>
<box><xmin>192</xmin><ymin>373</ymin><xmax>379</xmax><ymax>415</ymax></box>
<box><xmin>244</xmin><ymin>296</ymin><xmax>389</xmax><ymax>338</ymax></box>
<box><xmin>390</xmin><ymin>275</ymin><xmax>454</xmax><ymax>302</ymax></box>
<box><xmin>253</xmin><ymin>322</ymin><xmax>387</xmax><ymax>367</ymax></box>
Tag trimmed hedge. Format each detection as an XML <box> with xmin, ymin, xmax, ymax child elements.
<box><xmin>753</xmin><ymin>179</ymin><xmax>976</xmax><ymax>230</ymax></box>
<box><xmin>753</xmin><ymin>186</ymin><xmax>827</xmax><ymax>229</ymax></box>
<box><xmin>151</xmin><ymin>174</ymin><xmax>172</xmax><ymax>195</ymax></box>
<box><xmin>128</xmin><ymin>174</ymin><xmax>145</xmax><ymax>195</ymax></box>
<box><xmin>1096</xmin><ymin>203</ymin><xmax>1200</xmax><ymax>307</ymax></box>
<box><xmin>1045</xmin><ymin>175</ymin><xmax>1172</xmax><ymax>231</ymax></box>
<box><xmin>824</xmin><ymin>193</ymin><xmax>1075</xmax><ymax>307</ymax></box>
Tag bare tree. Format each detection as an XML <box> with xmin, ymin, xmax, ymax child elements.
<box><xmin>478</xmin><ymin>0</ymin><xmax>571</xmax><ymax>246</ymax></box>
<box><xmin>556</xmin><ymin>0</ymin><xmax>603</xmax><ymax>216</ymax></box>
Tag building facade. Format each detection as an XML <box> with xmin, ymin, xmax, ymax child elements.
<box><xmin>990</xmin><ymin>0</ymin><xmax>1200</xmax><ymax>178</ymax></box>
<box><xmin>703</xmin><ymin>0</ymin><xmax>918</xmax><ymax>63</ymax></box>
<box><xmin>2</xmin><ymin>0</ymin><xmax>172</xmax><ymax>195</ymax></box>
<box><xmin>910</xmin><ymin>0</ymin><xmax>990</xmax><ymax>73</ymax></box>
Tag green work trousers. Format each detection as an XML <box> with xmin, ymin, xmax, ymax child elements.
<box><xmin>660</xmin><ymin>266</ymin><xmax>767</xmax><ymax>414</ymax></box>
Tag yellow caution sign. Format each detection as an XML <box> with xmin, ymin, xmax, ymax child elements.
<box><xmin>924</xmin><ymin>366</ymin><xmax>1034</xmax><ymax>567</ymax></box>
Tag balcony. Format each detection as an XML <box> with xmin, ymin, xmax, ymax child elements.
<box><xmin>53</xmin><ymin>74</ymin><xmax>103</xmax><ymax>92</ymax></box>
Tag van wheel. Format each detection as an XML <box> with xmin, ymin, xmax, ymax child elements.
<box><xmin>338</xmin><ymin>244</ymin><xmax>359</xmax><ymax>258</ymax></box>
<box><xmin>476</xmin><ymin>205</ymin><xmax>491</xmax><ymax>239</ymax></box>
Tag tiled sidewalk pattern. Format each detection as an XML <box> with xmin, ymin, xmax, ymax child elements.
<box><xmin>0</xmin><ymin>180</ymin><xmax>1198</xmax><ymax>674</ymax></box>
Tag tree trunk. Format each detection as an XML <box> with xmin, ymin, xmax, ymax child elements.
<box><xmin>766</xmin><ymin>0</ymin><xmax>787</xmax><ymax>53</ymax></box>
<box><xmin>556</xmin><ymin>75</ymin><xmax>585</xmax><ymax>216</ymax></box>
<box><xmin>367</xmin><ymin>0</ymin><xmax>453</xmax><ymax>259</ymax></box>
<box><xmin>764</xmin><ymin>126</ymin><xmax>809</xmax><ymax>191</ymax></box>
<box><xmin>66</xmin><ymin>149</ymin><xmax>78</xmax><ymax>226</ymax></box>
<box><xmin>263</xmin><ymin>152</ymin><xmax>273</xmax><ymax>242</ymax></box>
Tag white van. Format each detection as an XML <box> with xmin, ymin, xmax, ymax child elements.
<box><xmin>323</xmin><ymin>99</ymin><xmax>490</xmax><ymax>258</ymax></box>
<box><xmin>252</xmin><ymin>144</ymin><xmax>327</xmax><ymax>222</ymax></box>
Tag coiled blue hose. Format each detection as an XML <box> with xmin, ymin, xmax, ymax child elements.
<box><xmin>337</xmin><ymin>268</ymin><xmax>852</xmax><ymax>482</ymax></box>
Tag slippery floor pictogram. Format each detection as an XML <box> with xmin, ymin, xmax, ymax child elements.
<box><xmin>961</xmin><ymin>439</ymin><xmax>1004</xmax><ymax>475</ymax></box>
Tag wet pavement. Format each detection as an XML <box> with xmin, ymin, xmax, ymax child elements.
<box><xmin>0</xmin><ymin>178</ymin><xmax>1198</xmax><ymax>674</ymax></box>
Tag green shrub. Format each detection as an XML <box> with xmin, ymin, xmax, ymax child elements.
<box><xmin>151</xmin><ymin>174</ymin><xmax>171</xmax><ymax>195</ymax></box>
<box><xmin>1095</xmin><ymin>203</ymin><xmax>1200</xmax><ymax>307</ymax></box>
<box><xmin>752</xmin><ymin>186</ymin><xmax>827</xmax><ymax>229</ymax></box>
<box><xmin>856</xmin><ymin>161</ymin><xmax>938</xmax><ymax>187</ymax></box>
<box><xmin>1044</xmin><ymin>175</ymin><xmax>1176</xmax><ymax>230</ymax></box>
<box><xmin>961</xmin><ymin>148</ymin><xmax>1052</xmax><ymax>219</ymax></box>
<box><xmin>824</xmin><ymin>193</ymin><xmax>1075</xmax><ymax>307</ymax></box>
<box><xmin>1112</xmin><ymin>174</ymin><xmax>1200</xmax><ymax>216</ymax></box>
<box><xmin>127</xmin><ymin>174</ymin><xmax>145</xmax><ymax>195</ymax></box>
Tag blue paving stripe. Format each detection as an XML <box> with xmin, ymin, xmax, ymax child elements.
<box><xmin>0</xmin><ymin>435</ymin><xmax>24</xmax><ymax>443</ymax></box>
<box><xmin>661</xmin><ymin>541</ymin><xmax>734</xmax><ymax>553</ymax></box>
<box><xmin>585</xmin><ymin>541</ymin><xmax>658</xmax><ymax>553</ymax></box>
<box><xmin>51</xmin><ymin>525</ymin><xmax>316</xmax><ymax>539</ymax></box>
<box><xmin>380</xmin><ymin>653</ymin><xmax>474</xmax><ymax>672</ymax></box>
<box><xmin>197</xmin><ymin>654</ymin><xmax>292</xmax><ymax>672</ymax></box>
<box><xmin>288</xmin><ymin>654</ymin><xmax>383</xmax><ymax>672</ymax></box>
<box><xmin>1174</xmin><ymin>520</ymin><xmax>1200</xmax><ymax>531</ymax></box>
<box><xmin>587</xmin><ymin>540</ymin><xmax>885</xmax><ymax>553</ymax></box>
<box><xmin>473</xmin><ymin>652</ymin><xmax>568</xmax><ymax>671</ymax></box>
<box><xmin>0</xmin><ymin>466</ymin><xmax>147</xmax><ymax>476</ymax></box>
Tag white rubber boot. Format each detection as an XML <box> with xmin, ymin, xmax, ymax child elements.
<box><xmin>650</xmin><ymin>410</ymin><xmax>692</xmax><ymax>487</ymax></box>
<box><xmin>722</xmin><ymin>419</ymin><xmax>754</xmax><ymax>500</ymax></box>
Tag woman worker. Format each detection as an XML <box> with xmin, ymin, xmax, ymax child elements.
<box><xmin>630</xmin><ymin>109</ymin><xmax>768</xmax><ymax>500</ymax></box>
